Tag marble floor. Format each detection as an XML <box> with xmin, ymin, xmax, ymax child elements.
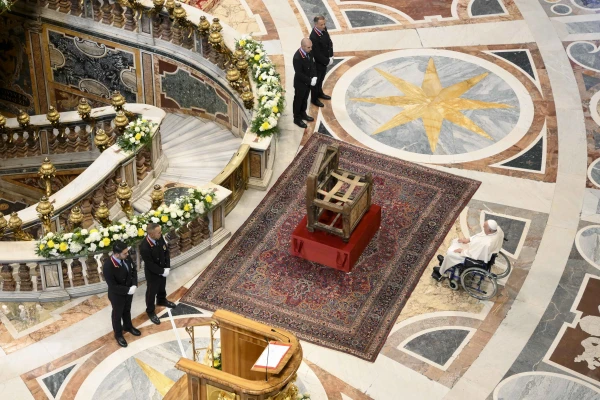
<box><xmin>3</xmin><ymin>0</ymin><xmax>600</xmax><ymax>399</ymax></box>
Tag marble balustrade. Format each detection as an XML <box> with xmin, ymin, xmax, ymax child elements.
<box><xmin>12</xmin><ymin>0</ymin><xmax>275</xmax><ymax>190</ymax></box>
<box><xmin>0</xmin><ymin>183</ymin><xmax>232</xmax><ymax>302</ymax></box>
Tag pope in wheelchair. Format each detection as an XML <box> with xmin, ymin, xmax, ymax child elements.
<box><xmin>432</xmin><ymin>219</ymin><xmax>504</xmax><ymax>282</ymax></box>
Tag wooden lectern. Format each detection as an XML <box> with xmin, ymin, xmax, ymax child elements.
<box><xmin>167</xmin><ymin>310</ymin><xmax>302</xmax><ymax>400</ymax></box>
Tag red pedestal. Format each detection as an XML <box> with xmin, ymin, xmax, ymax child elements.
<box><xmin>290</xmin><ymin>205</ymin><xmax>382</xmax><ymax>273</ymax></box>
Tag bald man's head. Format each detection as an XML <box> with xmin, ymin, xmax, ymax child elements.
<box><xmin>301</xmin><ymin>38</ymin><xmax>312</xmax><ymax>53</ymax></box>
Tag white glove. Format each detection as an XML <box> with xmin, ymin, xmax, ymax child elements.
<box><xmin>128</xmin><ymin>286</ymin><xmax>136</xmax><ymax>295</ymax></box>
<box><xmin>310</xmin><ymin>77</ymin><xmax>317</xmax><ymax>86</ymax></box>
<box><xmin>162</xmin><ymin>268</ymin><xmax>170</xmax><ymax>277</ymax></box>
<box><xmin>328</xmin><ymin>58</ymin><xmax>334</xmax><ymax>66</ymax></box>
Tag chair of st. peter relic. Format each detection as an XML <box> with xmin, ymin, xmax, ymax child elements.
<box><xmin>305</xmin><ymin>143</ymin><xmax>373</xmax><ymax>242</ymax></box>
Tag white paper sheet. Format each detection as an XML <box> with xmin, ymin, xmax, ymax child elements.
<box><xmin>253</xmin><ymin>343</ymin><xmax>290</xmax><ymax>369</ymax></box>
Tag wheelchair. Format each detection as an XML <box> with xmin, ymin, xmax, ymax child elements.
<box><xmin>444</xmin><ymin>245</ymin><xmax>511</xmax><ymax>300</ymax></box>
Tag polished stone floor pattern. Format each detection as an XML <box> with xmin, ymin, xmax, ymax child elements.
<box><xmin>1</xmin><ymin>0</ymin><xmax>600</xmax><ymax>399</ymax></box>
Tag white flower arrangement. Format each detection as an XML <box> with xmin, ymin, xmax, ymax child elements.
<box><xmin>237</xmin><ymin>35</ymin><xmax>285</xmax><ymax>137</ymax></box>
<box><xmin>35</xmin><ymin>188</ymin><xmax>217</xmax><ymax>258</ymax></box>
<box><xmin>116</xmin><ymin>117</ymin><xmax>157</xmax><ymax>153</ymax></box>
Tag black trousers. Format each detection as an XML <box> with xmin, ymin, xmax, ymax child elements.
<box><xmin>145</xmin><ymin>274</ymin><xmax>167</xmax><ymax>314</ymax></box>
<box><xmin>292</xmin><ymin>84</ymin><xmax>311</xmax><ymax>119</ymax></box>
<box><xmin>108</xmin><ymin>292</ymin><xmax>133</xmax><ymax>337</ymax></box>
<box><xmin>311</xmin><ymin>67</ymin><xmax>327</xmax><ymax>100</ymax></box>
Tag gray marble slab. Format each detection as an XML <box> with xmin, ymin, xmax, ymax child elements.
<box><xmin>482</xmin><ymin>213</ymin><xmax>527</xmax><ymax>255</ymax></box>
<box><xmin>403</xmin><ymin>329</ymin><xmax>470</xmax><ymax>366</ymax></box>
<box><xmin>345</xmin><ymin>56</ymin><xmax>521</xmax><ymax>155</ymax></box>
<box><xmin>471</xmin><ymin>0</ymin><xmax>505</xmax><ymax>16</ymax></box>
<box><xmin>568</xmin><ymin>42</ymin><xmax>600</xmax><ymax>73</ymax></box>
<box><xmin>344</xmin><ymin>10</ymin><xmax>395</xmax><ymax>28</ymax></box>
<box><xmin>296</xmin><ymin>0</ymin><xmax>334</xmax><ymax>28</ymax></box>
<box><xmin>500</xmin><ymin>134</ymin><xmax>544</xmax><ymax>172</ymax></box>
<box><xmin>566</xmin><ymin>21</ymin><xmax>600</xmax><ymax>34</ymax></box>
<box><xmin>42</xmin><ymin>364</ymin><xmax>75</xmax><ymax>398</ymax></box>
<box><xmin>496</xmin><ymin>374</ymin><xmax>600</xmax><ymax>400</ymax></box>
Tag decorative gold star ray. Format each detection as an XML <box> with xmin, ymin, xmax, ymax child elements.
<box><xmin>351</xmin><ymin>58</ymin><xmax>513</xmax><ymax>152</ymax></box>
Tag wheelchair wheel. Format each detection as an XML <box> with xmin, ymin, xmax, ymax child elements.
<box><xmin>448</xmin><ymin>278</ymin><xmax>460</xmax><ymax>291</ymax></box>
<box><xmin>490</xmin><ymin>251</ymin><xmax>511</xmax><ymax>279</ymax></box>
<box><xmin>461</xmin><ymin>268</ymin><xmax>497</xmax><ymax>300</ymax></box>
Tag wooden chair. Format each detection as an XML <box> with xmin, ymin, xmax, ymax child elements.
<box><xmin>306</xmin><ymin>144</ymin><xmax>372</xmax><ymax>242</ymax></box>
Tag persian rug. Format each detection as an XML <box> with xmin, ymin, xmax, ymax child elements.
<box><xmin>182</xmin><ymin>134</ymin><xmax>480</xmax><ymax>361</ymax></box>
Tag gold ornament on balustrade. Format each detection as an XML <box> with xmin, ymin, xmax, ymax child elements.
<box><xmin>46</xmin><ymin>106</ymin><xmax>60</xmax><ymax>126</ymax></box>
<box><xmin>226</xmin><ymin>64</ymin><xmax>244</xmax><ymax>93</ymax></box>
<box><xmin>236</xmin><ymin>51</ymin><xmax>249</xmax><ymax>81</ymax></box>
<box><xmin>94</xmin><ymin>128</ymin><xmax>110</xmax><ymax>152</ymax></box>
<box><xmin>111</xmin><ymin>91</ymin><xmax>126</xmax><ymax>111</ymax></box>
<box><xmin>0</xmin><ymin>212</ymin><xmax>7</xmax><ymax>239</ymax></box>
<box><xmin>8</xmin><ymin>212</ymin><xmax>34</xmax><ymax>241</ymax></box>
<box><xmin>198</xmin><ymin>15</ymin><xmax>210</xmax><ymax>37</ymax></box>
<box><xmin>17</xmin><ymin>110</ymin><xmax>30</xmax><ymax>128</ymax></box>
<box><xmin>114</xmin><ymin>111</ymin><xmax>129</xmax><ymax>136</ymax></box>
<box><xmin>0</xmin><ymin>113</ymin><xmax>6</xmax><ymax>132</ymax></box>
<box><xmin>36</xmin><ymin>196</ymin><xmax>54</xmax><ymax>235</ymax></box>
<box><xmin>150</xmin><ymin>0</ymin><xmax>165</xmax><ymax>15</ymax></box>
<box><xmin>165</xmin><ymin>0</ymin><xmax>176</xmax><ymax>14</ymax></box>
<box><xmin>94</xmin><ymin>202</ymin><xmax>111</xmax><ymax>227</ymax></box>
<box><xmin>241</xmin><ymin>86</ymin><xmax>254</xmax><ymax>110</ymax></box>
<box><xmin>173</xmin><ymin>3</ymin><xmax>194</xmax><ymax>36</ymax></box>
<box><xmin>69</xmin><ymin>206</ymin><xmax>84</xmax><ymax>230</ymax></box>
<box><xmin>116</xmin><ymin>181</ymin><xmax>134</xmax><ymax>218</ymax></box>
<box><xmin>38</xmin><ymin>157</ymin><xmax>57</xmax><ymax>197</ymax></box>
<box><xmin>150</xmin><ymin>184</ymin><xmax>164</xmax><ymax>210</ymax></box>
<box><xmin>77</xmin><ymin>98</ymin><xmax>93</xmax><ymax>121</ymax></box>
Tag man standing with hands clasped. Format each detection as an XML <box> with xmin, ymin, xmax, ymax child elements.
<box><xmin>103</xmin><ymin>240</ymin><xmax>140</xmax><ymax>348</ymax></box>
<box><xmin>292</xmin><ymin>38</ymin><xmax>318</xmax><ymax>128</ymax></box>
<box><xmin>309</xmin><ymin>15</ymin><xmax>334</xmax><ymax>108</ymax></box>
<box><xmin>140</xmin><ymin>223</ymin><xmax>177</xmax><ymax>325</ymax></box>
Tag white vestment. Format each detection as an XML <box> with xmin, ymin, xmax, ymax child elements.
<box><xmin>439</xmin><ymin>227</ymin><xmax>504</xmax><ymax>275</ymax></box>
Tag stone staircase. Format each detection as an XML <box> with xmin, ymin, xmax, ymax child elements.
<box><xmin>133</xmin><ymin>113</ymin><xmax>242</xmax><ymax>211</ymax></box>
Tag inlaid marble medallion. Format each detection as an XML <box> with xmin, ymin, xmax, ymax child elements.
<box><xmin>333</xmin><ymin>49</ymin><xmax>534</xmax><ymax>163</ymax></box>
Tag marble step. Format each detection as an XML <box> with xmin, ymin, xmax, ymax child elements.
<box><xmin>163</xmin><ymin>126</ymin><xmax>231</xmax><ymax>153</ymax></box>
<box><xmin>161</xmin><ymin>167</ymin><xmax>228</xmax><ymax>180</ymax></box>
<box><xmin>161</xmin><ymin>117</ymin><xmax>209</xmax><ymax>144</ymax></box>
<box><xmin>168</xmin><ymin>138</ymin><xmax>242</xmax><ymax>160</ymax></box>
<box><xmin>161</xmin><ymin>123</ymin><xmax>222</xmax><ymax>151</ymax></box>
<box><xmin>133</xmin><ymin>197</ymin><xmax>152</xmax><ymax>213</ymax></box>
<box><xmin>159</xmin><ymin>114</ymin><xmax>187</xmax><ymax>133</ymax></box>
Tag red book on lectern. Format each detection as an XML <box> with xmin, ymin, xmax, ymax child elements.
<box><xmin>251</xmin><ymin>341</ymin><xmax>292</xmax><ymax>371</ymax></box>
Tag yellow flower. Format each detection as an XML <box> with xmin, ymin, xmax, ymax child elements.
<box><xmin>161</xmin><ymin>215</ymin><xmax>169</xmax><ymax>223</ymax></box>
<box><xmin>102</xmin><ymin>237</ymin><xmax>111</xmax><ymax>247</ymax></box>
<box><xmin>239</xmin><ymin>40</ymin><xmax>246</xmax><ymax>46</ymax></box>
<box><xmin>47</xmin><ymin>240</ymin><xmax>55</xmax><ymax>248</ymax></box>
<box><xmin>272</xmin><ymin>106</ymin><xmax>279</xmax><ymax>113</ymax></box>
<box><xmin>154</xmin><ymin>211</ymin><xmax>161</xmax><ymax>217</ymax></box>
<box><xmin>205</xmin><ymin>195</ymin><xmax>213</xmax><ymax>203</ymax></box>
<box><xmin>59</xmin><ymin>242</ymin><xmax>68</xmax><ymax>252</ymax></box>
<box><xmin>259</xmin><ymin>76</ymin><xmax>263</xmax><ymax>81</ymax></box>
<box><xmin>254</xmin><ymin>54</ymin><xmax>261</xmax><ymax>61</ymax></box>
<box><xmin>184</xmin><ymin>204</ymin><xmax>192</xmax><ymax>212</ymax></box>
<box><xmin>39</xmin><ymin>244</ymin><xmax>45</xmax><ymax>250</ymax></box>
<box><xmin>261</xmin><ymin>121</ymin><xmax>270</xmax><ymax>130</ymax></box>
<box><xmin>138</xmin><ymin>228</ymin><xmax>145</xmax><ymax>237</ymax></box>
<box><xmin>135</xmin><ymin>133</ymin><xmax>141</xmax><ymax>140</ymax></box>
<box><xmin>89</xmin><ymin>229</ymin><xmax>98</xmax><ymax>234</ymax></box>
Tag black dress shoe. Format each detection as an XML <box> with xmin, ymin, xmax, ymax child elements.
<box><xmin>115</xmin><ymin>336</ymin><xmax>128</xmax><ymax>347</ymax></box>
<box><xmin>302</xmin><ymin>114</ymin><xmax>314</xmax><ymax>122</ymax></box>
<box><xmin>124</xmin><ymin>327</ymin><xmax>141</xmax><ymax>336</ymax></box>
<box><xmin>294</xmin><ymin>119</ymin><xmax>307</xmax><ymax>128</ymax></box>
<box><xmin>431</xmin><ymin>267</ymin><xmax>443</xmax><ymax>282</ymax></box>
<box><xmin>437</xmin><ymin>255</ymin><xmax>444</xmax><ymax>265</ymax></box>
<box><xmin>157</xmin><ymin>300</ymin><xmax>177</xmax><ymax>309</ymax></box>
<box><xmin>312</xmin><ymin>101</ymin><xmax>324</xmax><ymax>107</ymax></box>
<box><xmin>319</xmin><ymin>94</ymin><xmax>331</xmax><ymax>100</ymax></box>
<box><xmin>148</xmin><ymin>313</ymin><xmax>161</xmax><ymax>325</ymax></box>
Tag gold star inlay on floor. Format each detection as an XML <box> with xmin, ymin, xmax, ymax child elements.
<box><xmin>351</xmin><ymin>58</ymin><xmax>513</xmax><ymax>152</ymax></box>
<box><xmin>134</xmin><ymin>357</ymin><xmax>175</xmax><ymax>397</ymax></box>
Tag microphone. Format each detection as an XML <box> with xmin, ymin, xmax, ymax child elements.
<box><xmin>263</xmin><ymin>336</ymin><xmax>269</xmax><ymax>382</ymax></box>
<box><xmin>271</xmin><ymin>328</ymin><xmax>291</xmax><ymax>343</ymax></box>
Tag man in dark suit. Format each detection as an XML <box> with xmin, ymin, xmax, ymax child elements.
<box><xmin>292</xmin><ymin>38</ymin><xmax>318</xmax><ymax>128</ymax></box>
<box><xmin>139</xmin><ymin>222</ymin><xmax>176</xmax><ymax>325</ymax></box>
<box><xmin>309</xmin><ymin>15</ymin><xmax>334</xmax><ymax>108</ymax></box>
<box><xmin>103</xmin><ymin>240</ymin><xmax>140</xmax><ymax>347</ymax></box>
